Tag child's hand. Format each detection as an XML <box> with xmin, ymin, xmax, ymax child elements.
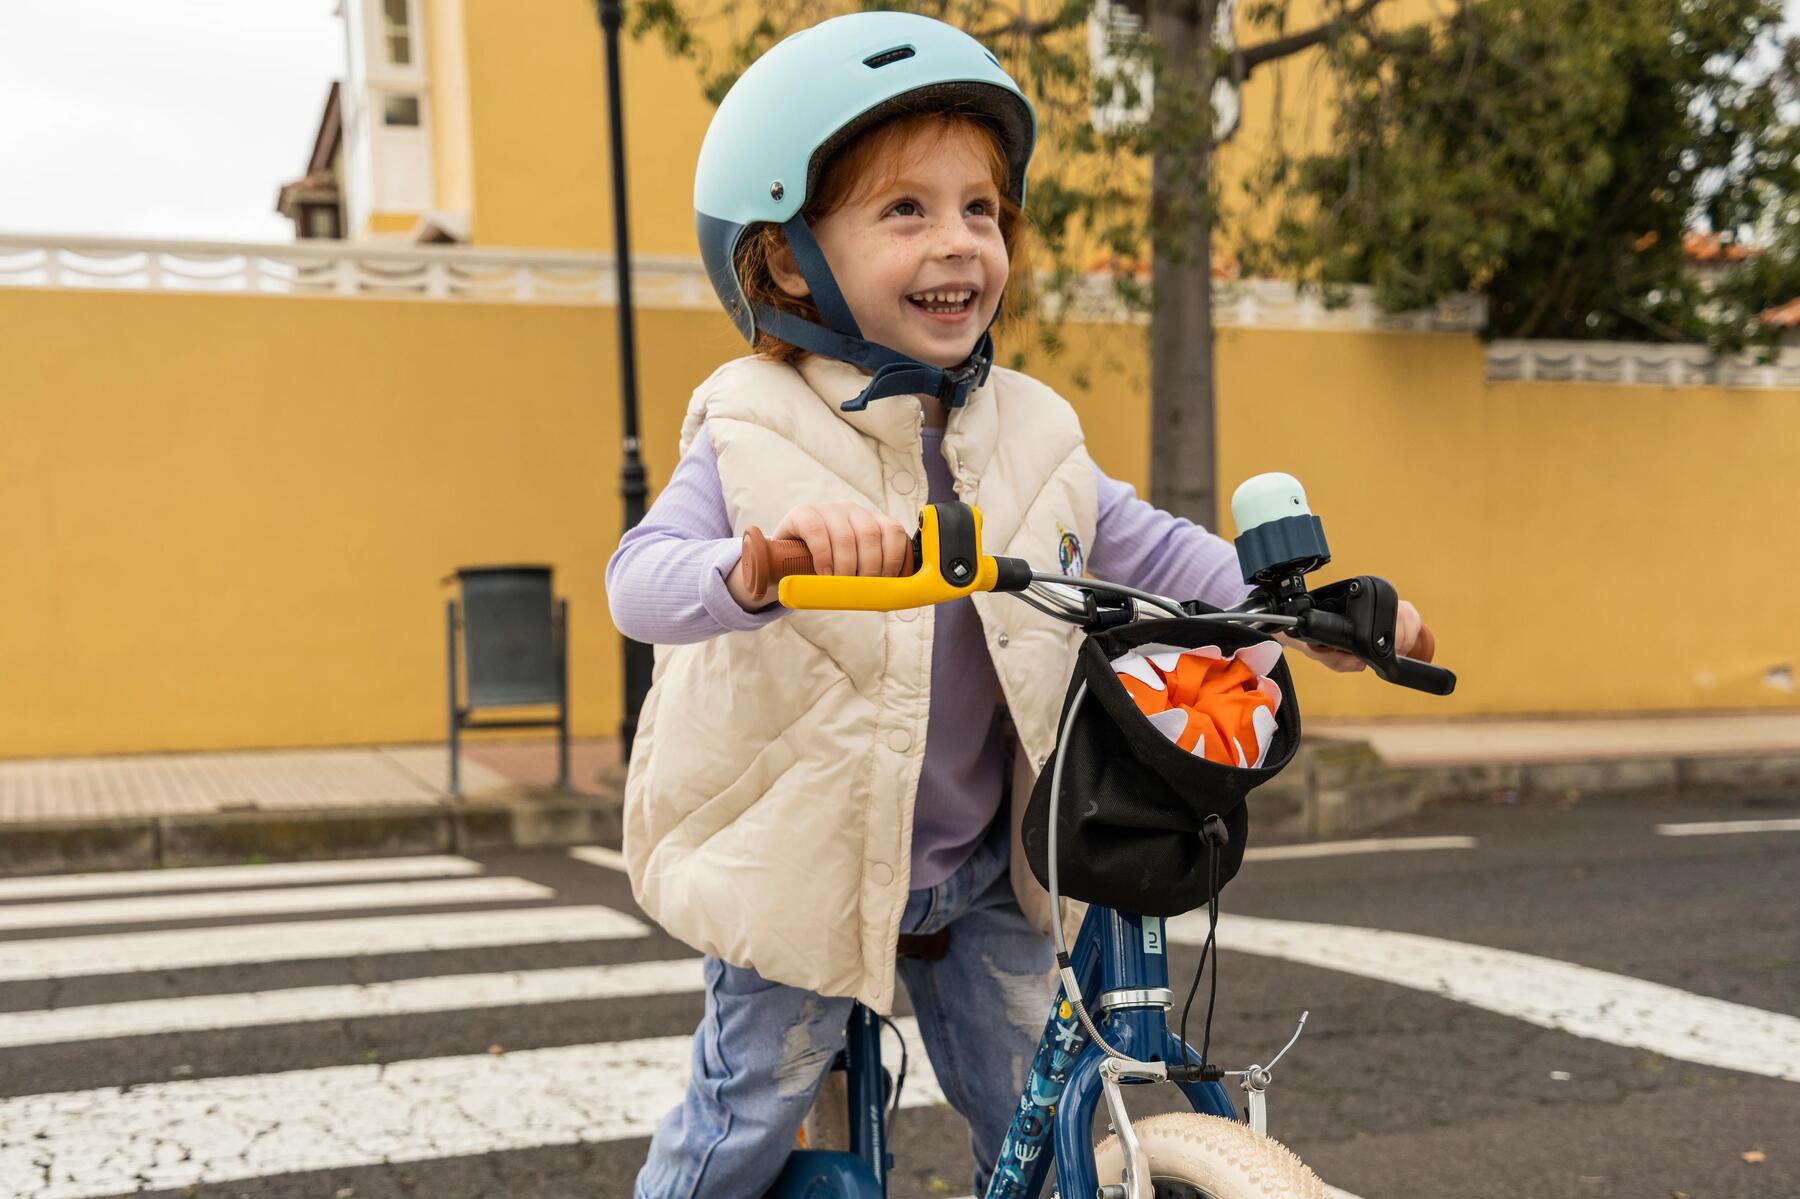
<box><xmin>727</xmin><ymin>501</ymin><xmax>912</xmax><ymax>609</ymax></box>
<box><xmin>1278</xmin><ymin>599</ymin><xmax>1433</xmax><ymax>672</ymax></box>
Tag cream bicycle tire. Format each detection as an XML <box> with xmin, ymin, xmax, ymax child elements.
<box><xmin>1087</xmin><ymin>1112</ymin><xmax>1330</xmax><ymax>1199</ymax></box>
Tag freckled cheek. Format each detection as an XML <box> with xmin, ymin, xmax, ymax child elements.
<box><xmin>985</xmin><ymin>254</ymin><xmax>1011</xmax><ymax>311</ymax></box>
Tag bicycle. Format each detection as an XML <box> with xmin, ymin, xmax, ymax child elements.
<box><xmin>737</xmin><ymin>472</ymin><xmax>1456</xmax><ymax>1199</ymax></box>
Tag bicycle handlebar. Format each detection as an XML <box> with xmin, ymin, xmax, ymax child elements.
<box><xmin>740</xmin><ymin>499</ymin><xmax>1456</xmax><ymax>695</ymax></box>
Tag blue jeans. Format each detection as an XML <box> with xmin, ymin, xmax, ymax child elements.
<box><xmin>635</xmin><ymin>817</ymin><xmax>1056</xmax><ymax>1199</ymax></box>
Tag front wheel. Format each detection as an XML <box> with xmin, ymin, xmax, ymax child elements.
<box><xmin>1088</xmin><ymin>1113</ymin><xmax>1330</xmax><ymax>1199</ymax></box>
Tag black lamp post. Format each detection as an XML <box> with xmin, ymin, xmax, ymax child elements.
<box><xmin>596</xmin><ymin>0</ymin><xmax>653</xmax><ymax>757</ymax></box>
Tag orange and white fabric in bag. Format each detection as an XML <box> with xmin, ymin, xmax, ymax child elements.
<box><xmin>1111</xmin><ymin>641</ymin><xmax>1283</xmax><ymax>768</ymax></box>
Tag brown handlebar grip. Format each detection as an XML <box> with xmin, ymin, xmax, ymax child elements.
<box><xmin>741</xmin><ymin>526</ymin><xmax>818</xmax><ymax>599</ymax></box>
<box><xmin>740</xmin><ymin>525</ymin><xmax>918</xmax><ymax>599</ymax></box>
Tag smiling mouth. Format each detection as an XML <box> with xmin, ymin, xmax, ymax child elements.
<box><xmin>907</xmin><ymin>288</ymin><xmax>977</xmax><ymax>316</ymax></box>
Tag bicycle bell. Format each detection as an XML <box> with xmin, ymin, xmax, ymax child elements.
<box><xmin>1231</xmin><ymin>473</ymin><xmax>1331</xmax><ymax>599</ymax></box>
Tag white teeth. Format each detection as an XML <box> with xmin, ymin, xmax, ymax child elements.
<box><xmin>911</xmin><ymin>289</ymin><xmax>973</xmax><ymax>304</ymax></box>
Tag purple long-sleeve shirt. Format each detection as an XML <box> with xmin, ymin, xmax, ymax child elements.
<box><xmin>607</xmin><ymin>420</ymin><xmax>1248</xmax><ymax>887</ymax></box>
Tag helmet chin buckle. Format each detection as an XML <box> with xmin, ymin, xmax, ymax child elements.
<box><xmin>935</xmin><ymin>350</ymin><xmax>989</xmax><ymax>409</ymax></box>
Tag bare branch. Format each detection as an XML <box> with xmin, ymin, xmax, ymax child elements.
<box><xmin>1235</xmin><ymin>0</ymin><xmax>1387</xmax><ymax>75</ymax></box>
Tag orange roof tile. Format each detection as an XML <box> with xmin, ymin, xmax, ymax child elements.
<box><xmin>1761</xmin><ymin>296</ymin><xmax>1800</xmax><ymax>328</ymax></box>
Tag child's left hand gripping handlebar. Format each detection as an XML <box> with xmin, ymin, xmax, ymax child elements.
<box><xmin>740</xmin><ymin>502</ymin><xmax>1033</xmax><ymax>611</ymax></box>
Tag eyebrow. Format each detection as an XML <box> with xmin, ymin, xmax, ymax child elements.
<box><xmin>875</xmin><ymin>175</ymin><xmax>1001</xmax><ymax>198</ymax></box>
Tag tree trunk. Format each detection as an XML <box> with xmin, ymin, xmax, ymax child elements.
<box><xmin>1147</xmin><ymin>0</ymin><xmax>1220</xmax><ymax>531</ymax></box>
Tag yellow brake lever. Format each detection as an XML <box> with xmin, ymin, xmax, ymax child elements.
<box><xmin>739</xmin><ymin>503</ymin><xmax>1031</xmax><ymax>613</ymax></box>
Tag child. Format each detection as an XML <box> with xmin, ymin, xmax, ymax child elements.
<box><xmin>607</xmin><ymin>12</ymin><xmax>1424</xmax><ymax>1196</ymax></box>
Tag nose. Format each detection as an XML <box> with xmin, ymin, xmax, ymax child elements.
<box><xmin>932</xmin><ymin>212</ymin><xmax>981</xmax><ymax>260</ymax></box>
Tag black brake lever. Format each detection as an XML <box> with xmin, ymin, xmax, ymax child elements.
<box><xmin>1297</xmin><ymin>576</ymin><xmax>1457</xmax><ymax>696</ymax></box>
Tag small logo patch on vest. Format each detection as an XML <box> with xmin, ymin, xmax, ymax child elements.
<box><xmin>1056</xmin><ymin>523</ymin><xmax>1085</xmax><ymax>578</ymax></box>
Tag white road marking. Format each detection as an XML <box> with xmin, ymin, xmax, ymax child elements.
<box><xmin>1656</xmin><ymin>818</ymin><xmax>1800</xmax><ymax>837</ymax></box>
<box><xmin>0</xmin><ymin>855</ymin><xmax>481</xmax><ymax>903</ymax></box>
<box><xmin>0</xmin><ymin>876</ymin><xmax>553</xmax><ymax>933</ymax></box>
<box><xmin>0</xmin><ymin>959</ymin><xmax>706</xmax><ymax>1049</ymax></box>
<box><xmin>0</xmin><ymin>904</ymin><xmax>648</xmax><ymax>982</ymax></box>
<box><xmin>1244</xmin><ymin>835</ymin><xmax>1476</xmax><ymax>862</ymax></box>
<box><xmin>569</xmin><ymin>844</ymin><xmax>629</xmax><ymax>873</ymax></box>
<box><xmin>1168</xmin><ymin>913</ymin><xmax>1800</xmax><ymax>1084</ymax></box>
<box><xmin>954</xmin><ymin>1178</ymin><xmax>1362</xmax><ymax>1198</ymax></box>
<box><xmin>0</xmin><ymin>1023</ymin><xmax>941</xmax><ymax>1198</ymax></box>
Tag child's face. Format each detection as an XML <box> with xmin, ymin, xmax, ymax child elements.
<box><xmin>775</xmin><ymin>124</ymin><xmax>1010</xmax><ymax>371</ymax></box>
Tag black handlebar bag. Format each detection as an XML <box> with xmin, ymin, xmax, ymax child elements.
<box><xmin>1022</xmin><ymin>616</ymin><xmax>1303</xmax><ymax>916</ymax></box>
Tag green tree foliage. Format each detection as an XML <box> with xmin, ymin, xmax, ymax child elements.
<box><xmin>1243</xmin><ymin>0</ymin><xmax>1800</xmax><ymax>352</ymax></box>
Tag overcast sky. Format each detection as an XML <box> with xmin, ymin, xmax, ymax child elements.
<box><xmin>1</xmin><ymin>1</ymin><xmax>1795</xmax><ymax>247</ymax></box>
<box><xmin>0</xmin><ymin>0</ymin><xmax>343</xmax><ymax>243</ymax></box>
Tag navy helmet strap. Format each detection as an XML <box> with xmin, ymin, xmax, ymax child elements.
<box><xmin>761</xmin><ymin>213</ymin><xmax>996</xmax><ymax>412</ymax></box>
<box><xmin>780</xmin><ymin>215</ymin><xmax>863</xmax><ymax>341</ymax></box>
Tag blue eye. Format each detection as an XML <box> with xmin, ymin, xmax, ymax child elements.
<box><xmin>890</xmin><ymin>200</ymin><xmax>921</xmax><ymax>217</ymax></box>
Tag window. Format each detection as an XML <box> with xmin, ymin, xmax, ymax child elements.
<box><xmin>1088</xmin><ymin>0</ymin><xmax>1152</xmax><ymax>134</ymax></box>
<box><xmin>383</xmin><ymin>0</ymin><xmax>413</xmax><ymax>66</ymax></box>
<box><xmin>383</xmin><ymin>94</ymin><xmax>422</xmax><ymax>127</ymax></box>
<box><xmin>1087</xmin><ymin>0</ymin><xmax>1240</xmax><ymax>140</ymax></box>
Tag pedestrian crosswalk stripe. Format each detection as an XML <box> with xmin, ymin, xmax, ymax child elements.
<box><xmin>1168</xmin><ymin>912</ymin><xmax>1800</xmax><ymax>1084</ymax></box>
<box><xmin>569</xmin><ymin>844</ymin><xmax>628</xmax><ymax>872</ymax></box>
<box><xmin>1655</xmin><ymin>817</ymin><xmax>1800</xmax><ymax>836</ymax></box>
<box><xmin>0</xmin><ymin>904</ymin><xmax>649</xmax><ymax>982</ymax></box>
<box><xmin>0</xmin><ymin>876</ymin><xmax>554</xmax><ymax>933</ymax></box>
<box><xmin>0</xmin><ymin>1023</ymin><xmax>942</xmax><ymax>1198</ymax></box>
<box><xmin>0</xmin><ymin>959</ymin><xmax>706</xmax><ymax>1049</ymax></box>
<box><xmin>1243</xmin><ymin>835</ymin><xmax>1476</xmax><ymax>862</ymax></box>
<box><xmin>0</xmin><ymin>855</ymin><xmax>483</xmax><ymax>903</ymax></box>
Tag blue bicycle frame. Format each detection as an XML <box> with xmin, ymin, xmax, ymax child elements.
<box><xmin>770</xmin><ymin>902</ymin><xmax>1234</xmax><ymax>1199</ymax></box>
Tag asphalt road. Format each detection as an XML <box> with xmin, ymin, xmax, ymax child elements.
<box><xmin>0</xmin><ymin>788</ymin><xmax>1794</xmax><ymax>1199</ymax></box>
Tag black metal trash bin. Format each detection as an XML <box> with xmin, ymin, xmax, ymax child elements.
<box><xmin>445</xmin><ymin>565</ymin><xmax>568</xmax><ymax>798</ymax></box>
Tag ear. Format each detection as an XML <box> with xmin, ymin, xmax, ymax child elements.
<box><xmin>766</xmin><ymin>235</ymin><xmax>812</xmax><ymax>300</ymax></box>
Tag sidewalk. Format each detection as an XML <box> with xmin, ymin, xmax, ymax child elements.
<box><xmin>1272</xmin><ymin>710</ymin><xmax>1800</xmax><ymax>842</ymax></box>
<box><xmin>0</xmin><ymin>738</ymin><xmax>625</xmax><ymax>877</ymax></box>
<box><xmin>3</xmin><ymin>713</ymin><xmax>1798</xmax><ymax>876</ymax></box>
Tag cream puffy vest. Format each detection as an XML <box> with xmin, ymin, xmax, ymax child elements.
<box><xmin>623</xmin><ymin>353</ymin><xmax>1097</xmax><ymax>1012</ymax></box>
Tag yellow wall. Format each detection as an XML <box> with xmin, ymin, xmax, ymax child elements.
<box><xmin>2</xmin><ymin>286</ymin><xmax>1796</xmax><ymax>759</ymax></box>
<box><xmin>365</xmin><ymin>211</ymin><xmax>422</xmax><ymax>235</ymax></box>
<box><xmin>457</xmin><ymin>0</ymin><xmax>718</xmax><ymax>255</ymax></box>
<box><xmin>0</xmin><ymin>288</ymin><xmax>722</xmax><ymax>758</ymax></box>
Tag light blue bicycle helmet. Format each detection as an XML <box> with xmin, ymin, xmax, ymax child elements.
<box><xmin>694</xmin><ymin>10</ymin><xmax>1037</xmax><ymax>412</ymax></box>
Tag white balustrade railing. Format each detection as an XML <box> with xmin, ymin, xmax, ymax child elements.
<box><xmin>1487</xmin><ymin>339</ymin><xmax>1800</xmax><ymax>390</ymax></box>
<box><xmin>0</xmin><ymin>232</ymin><xmax>1490</xmax><ymax>335</ymax></box>
<box><xmin>0</xmin><ymin>233</ymin><xmax>713</xmax><ymax>309</ymax></box>
<box><xmin>1052</xmin><ymin>273</ymin><xmax>1487</xmax><ymax>332</ymax></box>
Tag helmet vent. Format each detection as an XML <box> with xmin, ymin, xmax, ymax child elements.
<box><xmin>863</xmin><ymin>45</ymin><xmax>916</xmax><ymax>69</ymax></box>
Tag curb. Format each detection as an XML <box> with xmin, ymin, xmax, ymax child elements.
<box><xmin>0</xmin><ymin>798</ymin><xmax>625</xmax><ymax>879</ymax></box>
<box><xmin>1255</xmin><ymin>740</ymin><xmax>1800</xmax><ymax>844</ymax></box>
<box><xmin>4</xmin><ymin>748</ymin><xmax>1796</xmax><ymax>877</ymax></box>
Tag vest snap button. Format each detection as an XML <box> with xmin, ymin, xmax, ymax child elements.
<box><xmin>887</xmin><ymin>729</ymin><xmax>913</xmax><ymax>753</ymax></box>
<box><xmin>997</xmin><ymin>633</ymin><xmax>1010</xmax><ymax>649</ymax></box>
<box><xmin>894</xmin><ymin>607</ymin><xmax>918</xmax><ymax>622</ymax></box>
<box><xmin>892</xmin><ymin>472</ymin><xmax>916</xmax><ymax>495</ymax></box>
<box><xmin>871</xmin><ymin>862</ymin><xmax>894</xmax><ymax>885</ymax></box>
